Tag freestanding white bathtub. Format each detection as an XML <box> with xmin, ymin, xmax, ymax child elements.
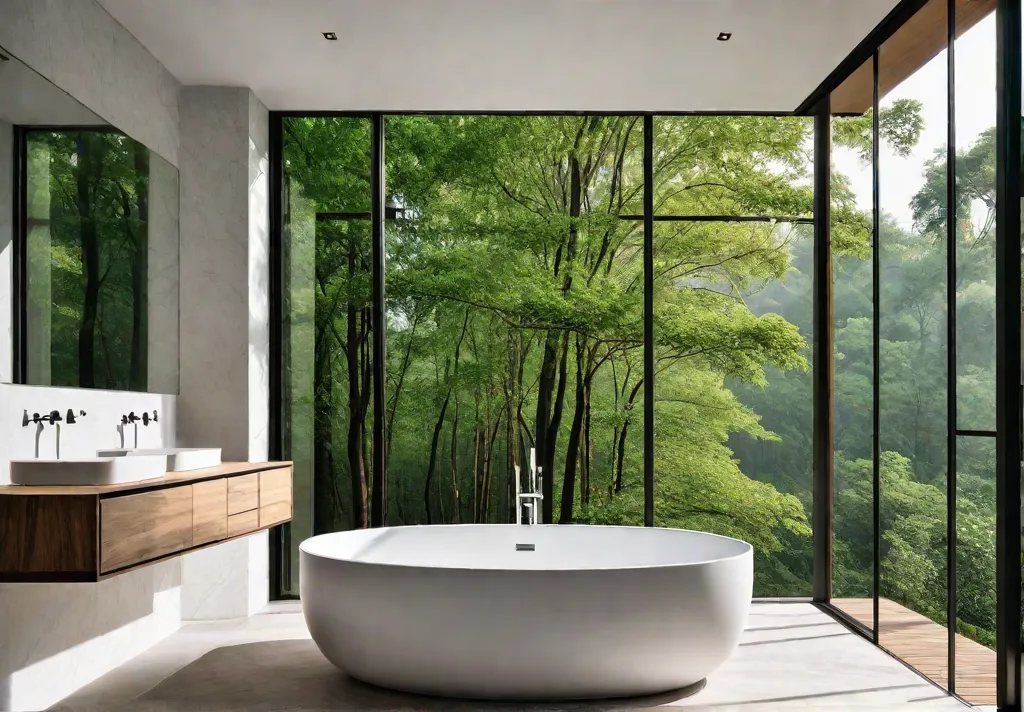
<box><xmin>300</xmin><ymin>524</ymin><xmax>752</xmax><ymax>700</ymax></box>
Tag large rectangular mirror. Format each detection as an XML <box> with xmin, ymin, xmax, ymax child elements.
<box><xmin>0</xmin><ymin>47</ymin><xmax>179</xmax><ymax>393</ymax></box>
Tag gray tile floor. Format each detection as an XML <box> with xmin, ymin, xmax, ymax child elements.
<box><xmin>52</xmin><ymin>603</ymin><xmax>971</xmax><ymax>712</ymax></box>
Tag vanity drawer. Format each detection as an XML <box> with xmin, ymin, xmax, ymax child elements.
<box><xmin>228</xmin><ymin>509</ymin><xmax>260</xmax><ymax>538</ymax></box>
<box><xmin>100</xmin><ymin>486</ymin><xmax>193</xmax><ymax>572</ymax></box>
<box><xmin>259</xmin><ymin>467</ymin><xmax>292</xmax><ymax>528</ymax></box>
<box><xmin>193</xmin><ymin>479</ymin><xmax>227</xmax><ymax>546</ymax></box>
<box><xmin>227</xmin><ymin>474</ymin><xmax>259</xmax><ymax>515</ymax></box>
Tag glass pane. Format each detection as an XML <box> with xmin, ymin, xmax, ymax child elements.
<box><xmin>955</xmin><ymin>436</ymin><xmax>996</xmax><ymax>703</ymax></box>
<box><xmin>954</xmin><ymin>12</ymin><xmax>997</xmax><ymax>434</ymax></box>
<box><xmin>653</xmin><ymin>116</ymin><xmax>812</xmax><ymax>218</ymax></box>
<box><xmin>651</xmin><ymin>115</ymin><xmax>814</xmax><ymax>597</ymax></box>
<box><xmin>831</xmin><ymin>109</ymin><xmax>876</xmax><ymax>629</ymax></box>
<box><xmin>24</xmin><ymin>130</ymin><xmax>177</xmax><ymax>392</ymax></box>
<box><xmin>383</xmin><ymin>115</ymin><xmax>645</xmax><ymax>526</ymax></box>
<box><xmin>280</xmin><ymin>116</ymin><xmax>372</xmax><ymax>593</ymax></box>
<box><xmin>877</xmin><ymin>0</ymin><xmax>950</xmax><ymax>689</ymax></box>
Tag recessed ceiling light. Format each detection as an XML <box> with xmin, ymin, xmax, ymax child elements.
<box><xmin>717</xmin><ymin>32</ymin><xmax>732</xmax><ymax>42</ymax></box>
<box><xmin>322</xmin><ymin>31</ymin><xmax>338</xmax><ymax>41</ymax></box>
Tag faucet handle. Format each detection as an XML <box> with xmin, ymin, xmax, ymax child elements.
<box><xmin>22</xmin><ymin>410</ymin><xmax>29</xmax><ymax>427</ymax></box>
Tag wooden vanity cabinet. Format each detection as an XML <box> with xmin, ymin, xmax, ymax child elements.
<box><xmin>0</xmin><ymin>462</ymin><xmax>293</xmax><ymax>582</ymax></box>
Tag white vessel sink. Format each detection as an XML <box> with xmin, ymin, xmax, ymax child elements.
<box><xmin>10</xmin><ymin>455</ymin><xmax>169</xmax><ymax>486</ymax></box>
<box><xmin>96</xmin><ymin>447</ymin><xmax>222</xmax><ymax>472</ymax></box>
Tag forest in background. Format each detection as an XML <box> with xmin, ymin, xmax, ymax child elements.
<box><xmin>26</xmin><ymin>130</ymin><xmax>150</xmax><ymax>391</ymax></box>
<box><xmin>281</xmin><ymin>108</ymin><xmax>997</xmax><ymax>647</ymax></box>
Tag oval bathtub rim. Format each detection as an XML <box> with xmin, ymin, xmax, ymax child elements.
<box><xmin>299</xmin><ymin>523</ymin><xmax>754</xmax><ymax>573</ymax></box>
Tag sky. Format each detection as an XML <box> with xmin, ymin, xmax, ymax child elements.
<box><xmin>831</xmin><ymin>14</ymin><xmax>998</xmax><ymax>233</ymax></box>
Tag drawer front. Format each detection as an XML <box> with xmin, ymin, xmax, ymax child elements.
<box><xmin>259</xmin><ymin>467</ymin><xmax>292</xmax><ymax>507</ymax></box>
<box><xmin>227</xmin><ymin>509</ymin><xmax>260</xmax><ymax>538</ymax></box>
<box><xmin>259</xmin><ymin>467</ymin><xmax>292</xmax><ymax>528</ymax></box>
<box><xmin>193</xmin><ymin>479</ymin><xmax>227</xmax><ymax>546</ymax></box>
<box><xmin>227</xmin><ymin>474</ymin><xmax>259</xmax><ymax>515</ymax></box>
<box><xmin>101</xmin><ymin>486</ymin><xmax>193</xmax><ymax>573</ymax></box>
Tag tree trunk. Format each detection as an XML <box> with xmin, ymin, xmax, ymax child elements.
<box><xmin>313</xmin><ymin>327</ymin><xmax>337</xmax><ymax>533</ymax></box>
<box><xmin>346</xmin><ymin>242</ymin><xmax>368</xmax><ymax>530</ymax></box>
<box><xmin>472</xmin><ymin>399</ymin><xmax>482</xmax><ymax>523</ymax></box>
<box><xmin>450</xmin><ymin>391</ymin><xmax>461</xmax><ymax>523</ymax></box>
<box><xmin>484</xmin><ymin>408</ymin><xmax>501</xmax><ymax>523</ymax></box>
<box><xmin>609</xmin><ymin>425</ymin><xmax>619</xmax><ymax>497</ymax></box>
<box><xmin>615</xmin><ymin>379</ymin><xmax>644</xmax><ymax>493</ymax></box>
<box><xmin>543</xmin><ymin>332</ymin><xmax>570</xmax><ymax>522</ymax></box>
<box><xmin>582</xmin><ymin>375</ymin><xmax>592</xmax><ymax>506</ymax></box>
<box><xmin>424</xmin><ymin>388</ymin><xmax>450</xmax><ymax>525</ymax></box>
<box><xmin>75</xmin><ymin>134</ymin><xmax>103</xmax><ymax>388</ymax></box>
<box><xmin>560</xmin><ymin>336</ymin><xmax>587</xmax><ymax>523</ymax></box>
<box><xmin>425</xmin><ymin>311</ymin><xmax>470</xmax><ymax>523</ymax></box>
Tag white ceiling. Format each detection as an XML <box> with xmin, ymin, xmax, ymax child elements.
<box><xmin>96</xmin><ymin>0</ymin><xmax>900</xmax><ymax>112</ymax></box>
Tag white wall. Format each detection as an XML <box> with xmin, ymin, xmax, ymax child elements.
<box><xmin>0</xmin><ymin>0</ymin><xmax>179</xmax><ymax>165</ymax></box>
<box><xmin>178</xmin><ymin>86</ymin><xmax>269</xmax><ymax>464</ymax></box>
<box><xmin>0</xmin><ymin>119</ymin><xmax>11</xmax><ymax>383</ymax></box>
<box><xmin>147</xmin><ymin>155</ymin><xmax>181</xmax><ymax>395</ymax></box>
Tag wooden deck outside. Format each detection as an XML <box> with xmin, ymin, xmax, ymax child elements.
<box><xmin>832</xmin><ymin>597</ymin><xmax>996</xmax><ymax>706</ymax></box>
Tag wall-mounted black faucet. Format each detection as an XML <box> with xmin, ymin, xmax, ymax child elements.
<box><xmin>120</xmin><ymin>410</ymin><xmax>156</xmax><ymax>449</ymax></box>
<box><xmin>37</xmin><ymin>410</ymin><xmax>62</xmax><ymax>425</ymax></box>
<box><xmin>21</xmin><ymin>410</ymin><xmax>69</xmax><ymax>458</ymax></box>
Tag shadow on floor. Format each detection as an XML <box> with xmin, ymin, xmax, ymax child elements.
<box><xmin>49</xmin><ymin>639</ymin><xmax>703</xmax><ymax>712</ymax></box>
